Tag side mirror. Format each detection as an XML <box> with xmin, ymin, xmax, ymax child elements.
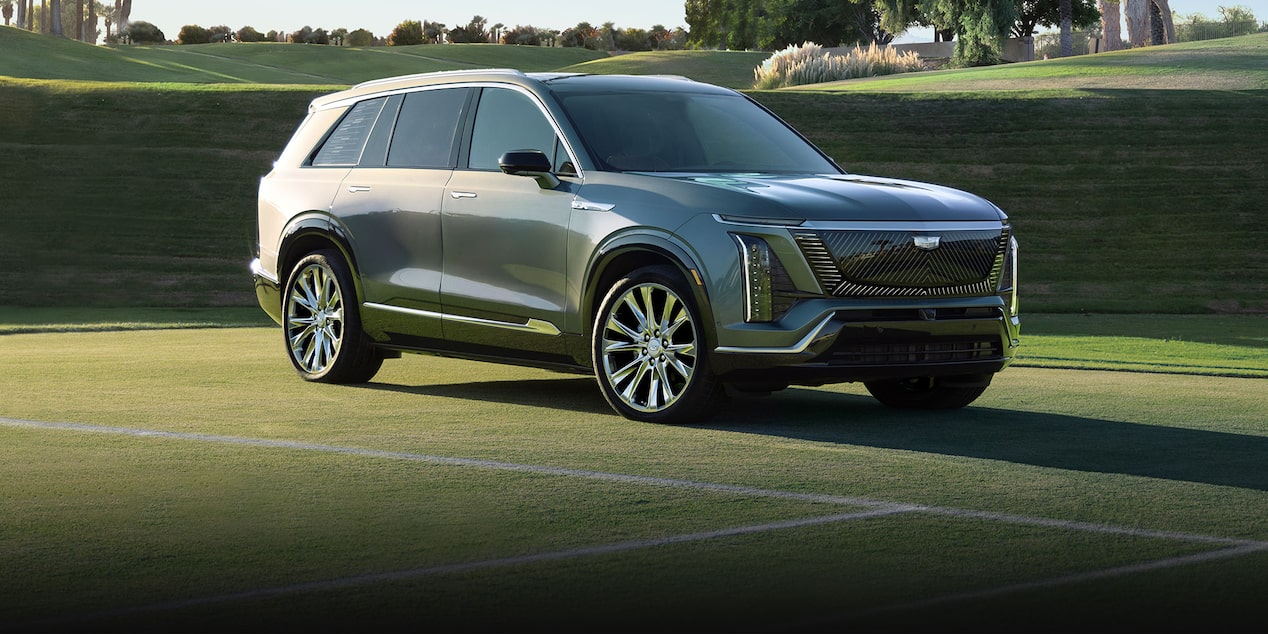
<box><xmin>498</xmin><ymin>150</ymin><xmax>561</xmax><ymax>190</ymax></box>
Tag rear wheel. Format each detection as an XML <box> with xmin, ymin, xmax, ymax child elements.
<box><xmin>593</xmin><ymin>266</ymin><xmax>720</xmax><ymax>424</ymax></box>
<box><xmin>864</xmin><ymin>374</ymin><xmax>992</xmax><ymax>410</ymax></box>
<box><xmin>283</xmin><ymin>250</ymin><xmax>382</xmax><ymax>384</ymax></box>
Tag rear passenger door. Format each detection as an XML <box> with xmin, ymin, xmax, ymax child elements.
<box><xmin>331</xmin><ymin>87</ymin><xmax>473</xmax><ymax>340</ymax></box>
<box><xmin>440</xmin><ymin>86</ymin><xmax>579</xmax><ymax>355</ymax></box>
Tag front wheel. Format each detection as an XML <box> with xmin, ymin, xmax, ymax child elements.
<box><xmin>864</xmin><ymin>374</ymin><xmax>992</xmax><ymax>410</ymax></box>
<box><xmin>593</xmin><ymin>266</ymin><xmax>720</xmax><ymax>424</ymax></box>
<box><xmin>283</xmin><ymin>250</ymin><xmax>383</xmax><ymax>384</ymax></box>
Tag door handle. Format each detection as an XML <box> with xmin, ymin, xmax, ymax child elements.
<box><xmin>450</xmin><ymin>191</ymin><xmax>477</xmax><ymax>199</ymax></box>
<box><xmin>347</xmin><ymin>185</ymin><xmax>371</xmax><ymax>193</ymax></box>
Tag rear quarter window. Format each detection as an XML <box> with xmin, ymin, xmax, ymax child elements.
<box><xmin>310</xmin><ymin>97</ymin><xmax>387</xmax><ymax>167</ymax></box>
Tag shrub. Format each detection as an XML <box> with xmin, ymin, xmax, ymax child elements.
<box><xmin>753</xmin><ymin>42</ymin><xmax>925</xmax><ymax>89</ymax></box>
<box><xmin>177</xmin><ymin>24</ymin><xmax>211</xmax><ymax>45</ymax></box>
<box><xmin>124</xmin><ymin>21</ymin><xmax>166</xmax><ymax>44</ymax></box>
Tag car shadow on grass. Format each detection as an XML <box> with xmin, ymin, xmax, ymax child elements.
<box><xmin>359</xmin><ymin>377</ymin><xmax>615</xmax><ymax>416</ymax></box>
<box><xmin>357</xmin><ymin>376</ymin><xmax>1267</xmax><ymax>492</ymax></box>
<box><xmin>707</xmin><ymin>388</ymin><xmax>1268</xmax><ymax>492</ymax></box>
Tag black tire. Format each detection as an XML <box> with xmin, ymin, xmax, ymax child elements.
<box><xmin>592</xmin><ymin>266</ymin><xmax>721</xmax><ymax>424</ymax></box>
<box><xmin>864</xmin><ymin>374</ymin><xmax>992</xmax><ymax>410</ymax></box>
<box><xmin>282</xmin><ymin>249</ymin><xmax>383</xmax><ymax>384</ymax></box>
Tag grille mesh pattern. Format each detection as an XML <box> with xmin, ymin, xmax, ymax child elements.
<box><xmin>796</xmin><ymin>228</ymin><xmax>1009</xmax><ymax>298</ymax></box>
<box><xmin>828</xmin><ymin>338</ymin><xmax>1003</xmax><ymax>365</ymax></box>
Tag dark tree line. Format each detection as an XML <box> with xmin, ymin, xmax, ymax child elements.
<box><xmin>685</xmin><ymin>0</ymin><xmax>1099</xmax><ymax>65</ymax></box>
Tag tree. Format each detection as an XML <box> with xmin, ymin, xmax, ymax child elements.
<box><xmin>1099</xmin><ymin>0</ymin><xmax>1123</xmax><ymax>49</ymax></box>
<box><xmin>1012</xmin><ymin>0</ymin><xmax>1099</xmax><ymax>37</ymax></box>
<box><xmin>561</xmin><ymin>21</ymin><xmax>608</xmax><ymax>48</ymax></box>
<box><xmin>447</xmin><ymin>15</ymin><xmax>488</xmax><ymax>43</ymax></box>
<box><xmin>49</xmin><ymin>0</ymin><xmax>61</xmax><ymax>36</ymax></box>
<box><xmin>921</xmin><ymin>0</ymin><xmax>1017</xmax><ymax>66</ymax></box>
<box><xmin>1058</xmin><ymin>0</ymin><xmax>1073</xmax><ymax>55</ymax></box>
<box><xmin>123</xmin><ymin>19</ymin><xmax>163</xmax><ymax>43</ymax></box>
<box><xmin>500</xmin><ymin>24</ymin><xmax>543</xmax><ymax>46</ymax></box>
<box><xmin>490</xmin><ymin>22</ymin><xmax>503</xmax><ymax>43</ymax></box>
<box><xmin>423</xmin><ymin>20</ymin><xmax>444</xmax><ymax>43</ymax></box>
<box><xmin>346</xmin><ymin>27</ymin><xmax>373</xmax><ymax>46</ymax></box>
<box><xmin>330</xmin><ymin>27</ymin><xmax>348</xmax><ymax>46</ymax></box>
<box><xmin>112</xmin><ymin>0</ymin><xmax>127</xmax><ymax>33</ymax></box>
<box><xmin>100</xmin><ymin>1</ymin><xmax>114</xmax><ymax>40</ymax></box>
<box><xmin>178</xmin><ymin>24</ymin><xmax>211</xmax><ymax>44</ymax></box>
<box><xmin>208</xmin><ymin>25</ymin><xmax>232</xmax><ymax>42</ymax></box>
<box><xmin>388</xmin><ymin>19</ymin><xmax>422</xmax><ymax>45</ymax></box>
<box><xmin>236</xmin><ymin>25</ymin><xmax>267</xmax><ymax>42</ymax></box>
<box><xmin>2</xmin><ymin>1</ymin><xmax>13</xmax><ymax>26</ymax></box>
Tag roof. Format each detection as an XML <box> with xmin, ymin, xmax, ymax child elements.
<box><xmin>308</xmin><ymin>69</ymin><xmax>731</xmax><ymax>112</ymax></box>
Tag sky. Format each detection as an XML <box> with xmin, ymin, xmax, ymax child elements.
<box><xmin>129</xmin><ymin>0</ymin><xmax>1265</xmax><ymax>43</ymax></box>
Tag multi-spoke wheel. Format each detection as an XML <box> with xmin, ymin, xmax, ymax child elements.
<box><xmin>864</xmin><ymin>374</ymin><xmax>992</xmax><ymax>410</ymax></box>
<box><xmin>283</xmin><ymin>250</ymin><xmax>382</xmax><ymax>384</ymax></box>
<box><xmin>593</xmin><ymin>266</ymin><xmax>720</xmax><ymax>423</ymax></box>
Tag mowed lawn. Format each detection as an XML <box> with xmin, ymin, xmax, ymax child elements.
<box><xmin>2</xmin><ymin>328</ymin><xmax>1267</xmax><ymax>631</ymax></box>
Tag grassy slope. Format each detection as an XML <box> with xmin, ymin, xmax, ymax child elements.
<box><xmin>1</xmin><ymin>27</ymin><xmax>1265</xmax><ymax>314</ymax></box>
<box><xmin>559</xmin><ymin>49</ymin><xmax>771</xmax><ymax>88</ymax></box>
<box><xmin>0</xmin><ymin>27</ymin><xmax>605</xmax><ymax>84</ymax></box>
<box><xmin>805</xmin><ymin>33</ymin><xmax>1268</xmax><ymax>92</ymax></box>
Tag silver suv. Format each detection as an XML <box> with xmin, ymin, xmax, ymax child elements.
<box><xmin>251</xmin><ymin>70</ymin><xmax>1019</xmax><ymax>423</ymax></box>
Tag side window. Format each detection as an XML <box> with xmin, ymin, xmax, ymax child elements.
<box><xmin>311</xmin><ymin>97</ymin><xmax>387</xmax><ymax>167</ymax></box>
<box><xmin>468</xmin><ymin>88</ymin><xmax>559</xmax><ymax>172</ymax></box>
<box><xmin>387</xmin><ymin>88</ymin><xmax>470</xmax><ymax>169</ymax></box>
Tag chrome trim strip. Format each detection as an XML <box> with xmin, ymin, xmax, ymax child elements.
<box><xmin>571</xmin><ymin>200</ymin><xmax>615</xmax><ymax>212</ymax></box>
<box><xmin>714</xmin><ymin>314</ymin><xmax>837</xmax><ymax>355</ymax></box>
<box><xmin>712</xmin><ymin>213</ymin><xmax>805</xmax><ymax>228</ymax></box>
<box><xmin>364</xmin><ymin>302</ymin><xmax>561</xmax><ymax>336</ymax></box>
<box><xmin>798</xmin><ymin>220</ymin><xmax>1005</xmax><ymax>232</ymax></box>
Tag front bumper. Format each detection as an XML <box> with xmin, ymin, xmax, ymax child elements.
<box><xmin>711</xmin><ymin>298</ymin><xmax>1020</xmax><ymax>386</ymax></box>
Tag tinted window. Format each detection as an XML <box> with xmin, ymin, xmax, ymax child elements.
<box><xmin>558</xmin><ymin>91</ymin><xmax>839</xmax><ymax>174</ymax></box>
<box><xmin>312</xmin><ymin>97</ymin><xmax>387</xmax><ymax>167</ymax></box>
<box><xmin>468</xmin><ymin>88</ymin><xmax>558</xmax><ymax>171</ymax></box>
<box><xmin>387</xmin><ymin>88</ymin><xmax>470</xmax><ymax>169</ymax></box>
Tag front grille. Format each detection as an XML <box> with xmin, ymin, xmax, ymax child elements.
<box><xmin>796</xmin><ymin>228</ymin><xmax>1009</xmax><ymax>298</ymax></box>
<box><xmin>826</xmin><ymin>338</ymin><xmax>1003</xmax><ymax>365</ymax></box>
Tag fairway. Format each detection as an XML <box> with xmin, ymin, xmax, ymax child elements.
<box><xmin>2</xmin><ymin>329</ymin><xmax>1266</xmax><ymax>630</ymax></box>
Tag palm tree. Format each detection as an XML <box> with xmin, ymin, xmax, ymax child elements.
<box><xmin>100</xmin><ymin>1</ymin><xmax>113</xmax><ymax>39</ymax></box>
<box><xmin>1059</xmin><ymin>0</ymin><xmax>1073</xmax><ymax>56</ymax></box>
<box><xmin>1099</xmin><ymin>0</ymin><xmax>1122</xmax><ymax>50</ymax></box>
<box><xmin>49</xmin><ymin>0</ymin><xmax>61</xmax><ymax>36</ymax></box>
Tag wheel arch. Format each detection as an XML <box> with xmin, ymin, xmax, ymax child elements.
<box><xmin>582</xmin><ymin>236</ymin><xmax>718</xmax><ymax>357</ymax></box>
<box><xmin>277</xmin><ymin>214</ymin><xmax>364</xmax><ymax>308</ymax></box>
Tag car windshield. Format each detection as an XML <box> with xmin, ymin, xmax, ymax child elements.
<box><xmin>555</xmin><ymin>90</ymin><xmax>840</xmax><ymax>174</ymax></box>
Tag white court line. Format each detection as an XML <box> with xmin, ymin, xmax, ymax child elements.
<box><xmin>3</xmin><ymin>417</ymin><xmax>1260</xmax><ymax>548</ymax></box>
<box><xmin>6</xmin><ymin>416</ymin><xmax>1268</xmax><ymax>624</ymax></box>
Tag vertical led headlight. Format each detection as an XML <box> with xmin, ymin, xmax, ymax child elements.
<box><xmin>998</xmin><ymin>235</ymin><xmax>1019</xmax><ymax>316</ymax></box>
<box><xmin>734</xmin><ymin>234</ymin><xmax>773</xmax><ymax>322</ymax></box>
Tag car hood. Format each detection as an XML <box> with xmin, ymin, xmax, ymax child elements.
<box><xmin>653</xmin><ymin>173</ymin><xmax>1006</xmax><ymax>223</ymax></box>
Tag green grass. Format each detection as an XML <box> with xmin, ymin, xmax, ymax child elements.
<box><xmin>0</xmin><ymin>27</ymin><xmax>606</xmax><ymax>84</ymax></box>
<box><xmin>559</xmin><ymin>49</ymin><xmax>772</xmax><ymax>88</ymax></box>
<box><xmin>804</xmin><ymin>33</ymin><xmax>1268</xmax><ymax>92</ymax></box>
<box><xmin>1</xmin><ymin>328</ymin><xmax>1265</xmax><ymax>629</ymax></box>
